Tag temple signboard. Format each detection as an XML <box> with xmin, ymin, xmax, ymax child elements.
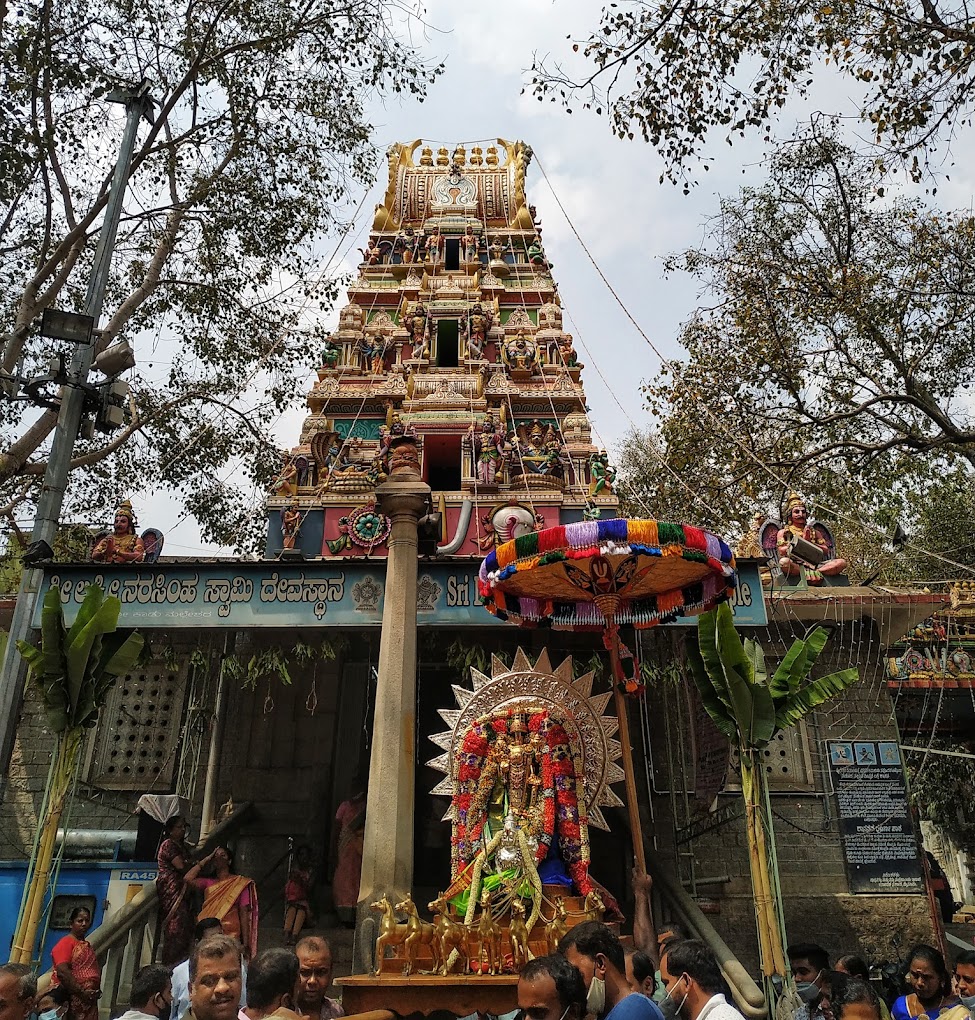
<box><xmin>36</xmin><ymin>560</ymin><xmax>766</xmax><ymax>629</ymax></box>
<box><xmin>828</xmin><ymin>739</ymin><xmax>924</xmax><ymax>895</ymax></box>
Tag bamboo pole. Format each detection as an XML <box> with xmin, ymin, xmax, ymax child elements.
<box><xmin>14</xmin><ymin>730</ymin><xmax>82</xmax><ymax>965</ymax></box>
<box><xmin>741</xmin><ymin>751</ymin><xmax>786</xmax><ymax>978</ymax></box>
<box><xmin>604</xmin><ymin>620</ymin><xmax>646</xmax><ymax>874</ymax></box>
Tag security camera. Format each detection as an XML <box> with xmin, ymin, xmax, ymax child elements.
<box><xmin>92</xmin><ymin>340</ymin><xmax>135</xmax><ymax>377</ymax></box>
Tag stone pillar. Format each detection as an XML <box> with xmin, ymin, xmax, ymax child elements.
<box><xmin>354</xmin><ymin>435</ymin><xmax>430</xmax><ymax>970</ymax></box>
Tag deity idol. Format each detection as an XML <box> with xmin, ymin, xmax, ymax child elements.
<box><xmin>92</xmin><ymin>500</ymin><xmax>145</xmax><ymax>563</ymax></box>
<box><xmin>776</xmin><ymin>492</ymin><xmax>847</xmax><ymax>582</ymax></box>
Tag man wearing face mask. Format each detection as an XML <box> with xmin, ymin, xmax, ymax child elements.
<box><xmin>659</xmin><ymin>939</ymin><xmax>742</xmax><ymax>1020</ymax></box>
<box><xmin>940</xmin><ymin>952</ymin><xmax>975</xmax><ymax>1020</ymax></box>
<box><xmin>788</xmin><ymin>944</ymin><xmax>832</xmax><ymax>1020</ymax></box>
<box><xmin>559</xmin><ymin>922</ymin><xmax>665</xmax><ymax>1020</ymax></box>
<box><xmin>116</xmin><ymin>966</ymin><xmax>173</xmax><ymax>1020</ymax></box>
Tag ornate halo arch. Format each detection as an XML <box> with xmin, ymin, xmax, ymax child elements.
<box><xmin>427</xmin><ymin>647</ymin><xmax>625</xmax><ymax>832</ymax></box>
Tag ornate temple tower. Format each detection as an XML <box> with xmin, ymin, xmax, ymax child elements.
<box><xmin>265</xmin><ymin>138</ymin><xmax>618</xmax><ymax>557</ymax></box>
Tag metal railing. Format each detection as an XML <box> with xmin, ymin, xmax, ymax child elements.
<box><xmin>36</xmin><ymin>803</ymin><xmax>254</xmax><ymax>1018</ymax></box>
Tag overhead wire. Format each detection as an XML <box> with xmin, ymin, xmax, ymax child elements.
<box><xmin>532</xmin><ymin>153</ymin><xmax>975</xmax><ymax>578</ymax></box>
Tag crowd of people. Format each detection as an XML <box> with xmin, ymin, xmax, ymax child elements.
<box><xmin>516</xmin><ymin>930</ymin><xmax>975</xmax><ymax>1020</ymax></box>
<box><xmin>0</xmin><ymin>932</ymin><xmax>347</xmax><ymax>1020</ymax></box>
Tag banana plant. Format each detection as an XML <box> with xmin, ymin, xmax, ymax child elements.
<box><xmin>687</xmin><ymin>602</ymin><xmax>859</xmax><ymax>981</ymax></box>
<box><xmin>11</xmin><ymin>584</ymin><xmax>144</xmax><ymax>964</ymax></box>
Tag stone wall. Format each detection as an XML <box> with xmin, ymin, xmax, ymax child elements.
<box><xmin>642</xmin><ymin>614</ymin><xmax>936</xmax><ymax>974</ymax></box>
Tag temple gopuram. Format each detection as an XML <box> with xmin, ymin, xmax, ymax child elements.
<box><xmin>0</xmin><ymin>138</ymin><xmax>956</xmax><ymax>1015</ymax></box>
<box><xmin>265</xmin><ymin>138</ymin><xmax>614</xmax><ymax>561</ymax></box>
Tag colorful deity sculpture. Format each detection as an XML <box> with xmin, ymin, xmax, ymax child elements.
<box><xmin>463</xmin><ymin>302</ymin><xmax>493</xmax><ymax>359</ymax></box>
<box><xmin>589</xmin><ymin>451</ymin><xmax>616</xmax><ymax>496</ymax></box>
<box><xmin>92</xmin><ymin>500</ymin><xmax>145</xmax><ymax>563</ymax></box>
<box><xmin>774</xmin><ymin>492</ymin><xmax>847</xmax><ymax>582</ymax></box>
<box><xmin>527</xmin><ymin>236</ymin><xmax>549</xmax><ymax>269</ymax></box>
<box><xmin>280</xmin><ymin>502</ymin><xmax>302</xmax><ymax>550</ymax></box>
<box><xmin>321</xmin><ymin>339</ymin><xmax>341</xmax><ymax>370</ymax></box>
<box><xmin>272</xmin><ymin>453</ymin><xmax>298</xmax><ymax>498</ymax></box>
<box><xmin>501</xmin><ymin>332</ymin><xmax>537</xmax><ymax>374</ymax></box>
<box><xmin>462</xmin><ymin>226</ymin><xmax>478</xmax><ymax>263</ymax></box>
<box><xmin>407</xmin><ymin>302</ymin><xmax>428</xmax><ymax>354</ymax></box>
<box><xmin>470</xmin><ymin>417</ymin><xmax>507</xmax><ymax>485</ymax></box>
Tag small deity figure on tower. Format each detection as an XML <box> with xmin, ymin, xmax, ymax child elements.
<box><xmin>501</xmin><ymin>332</ymin><xmax>537</xmax><ymax>374</ymax></box>
<box><xmin>280</xmin><ymin>501</ymin><xmax>301</xmax><ymax>551</ymax></box>
<box><xmin>463</xmin><ymin>302</ymin><xmax>493</xmax><ymax>359</ymax></box>
<box><xmin>272</xmin><ymin>453</ymin><xmax>299</xmax><ymax>498</ymax></box>
<box><xmin>92</xmin><ymin>500</ymin><xmax>145</xmax><ymax>563</ymax></box>
<box><xmin>557</xmin><ymin>334</ymin><xmax>579</xmax><ymax>368</ymax></box>
<box><xmin>776</xmin><ymin>493</ymin><xmax>847</xmax><ymax>582</ymax></box>
<box><xmin>527</xmin><ymin>235</ymin><xmax>550</xmax><ymax>269</ymax></box>
<box><xmin>321</xmin><ymin>338</ymin><xmax>341</xmax><ymax>370</ymax></box>
<box><xmin>470</xmin><ymin>417</ymin><xmax>506</xmax><ymax>485</ymax></box>
<box><xmin>395</xmin><ymin>226</ymin><xmax>418</xmax><ymax>264</ymax></box>
<box><xmin>360</xmin><ymin>238</ymin><xmax>382</xmax><ymax>265</ymax></box>
<box><xmin>407</xmin><ymin>302</ymin><xmax>428</xmax><ymax>355</ymax></box>
<box><xmin>424</xmin><ymin>228</ymin><xmax>443</xmax><ymax>263</ymax></box>
<box><xmin>368</xmin><ymin>334</ymin><xmax>392</xmax><ymax>374</ymax></box>
<box><xmin>589</xmin><ymin>452</ymin><xmax>616</xmax><ymax>496</ymax></box>
<box><xmin>462</xmin><ymin>226</ymin><xmax>478</xmax><ymax>263</ymax></box>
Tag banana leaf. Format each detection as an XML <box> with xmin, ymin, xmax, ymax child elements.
<box><xmin>64</xmin><ymin>596</ymin><xmax>123</xmax><ymax>719</ymax></box>
<box><xmin>744</xmin><ymin>637</ymin><xmax>767</xmax><ymax>689</ymax></box>
<box><xmin>694</xmin><ymin>610</ymin><xmax>734</xmax><ymax>717</ymax></box>
<box><xmin>714</xmin><ymin>603</ymin><xmax>755</xmax><ymax>687</ymax></box>
<box><xmin>686</xmin><ymin>639</ymin><xmax>737</xmax><ymax>740</ymax></box>
<box><xmin>769</xmin><ymin>628</ymin><xmax>828</xmax><ymax>699</ymax></box>
<box><xmin>774</xmin><ymin>668</ymin><xmax>860</xmax><ymax>730</ymax></box>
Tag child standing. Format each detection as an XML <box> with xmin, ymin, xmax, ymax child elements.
<box><xmin>284</xmin><ymin>844</ymin><xmax>313</xmax><ymax>945</ymax></box>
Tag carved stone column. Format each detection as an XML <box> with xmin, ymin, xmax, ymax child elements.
<box><xmin>354</xmin><ymin>435</ymin><xmax>430</xmax><ymax>970</ymax></box>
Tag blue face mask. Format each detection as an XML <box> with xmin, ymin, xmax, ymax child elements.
<box><xmin>795</xmin><ymin>972</ymin><xmax>823</xmax><ymax>1004</ymax></box>
<box><xmin>959</xmin><ymin>994</ymin><xmax>975</xmax><ymax>1011</ymax></box>
<box><xmin>39</xmin><ymin>1010</ymin><xmax>60</xmax><ymax>1020</ymax></box>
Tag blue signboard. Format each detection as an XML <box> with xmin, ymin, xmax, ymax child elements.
<box><xmin>37</xmin><ymin>560</ymin><xmax>766</xmax><ymax>629</ymax></box>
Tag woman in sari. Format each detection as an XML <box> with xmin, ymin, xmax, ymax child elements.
<box><xmin>191</xmin><ymin>845</ymin><xmax>258</xmax><ymax>960</ymax></box>
<box><xmin>332</xmin><ymin>787</ymin><xmax>366</xmax><ymax>925</ymax></box>
<box><xmin>51</xmin><ymin>907</ymin><xmax>100</xmax><ymax>1020</ymax></box>
<box><xmin>156</xmin><ymin>814</ymin><xmax>194</xmax><ymax>965</ymax></box>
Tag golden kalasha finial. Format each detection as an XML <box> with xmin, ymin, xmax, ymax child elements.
<box><xmin>419</xmin><ymin>146</ymin><xmax>433</xmax><ymax>166</ymax></box>
<box><xmin>436</xmin><ymin>146</ymin><xmax>449</xmax><ymax>166</ymax></box>
<box><xmin>452</xmin><ymin>144</ymin><xmax>466</xmax><ymax>165</ymax></box>
<box><xmin>485</xmin><ymin>146</ymin><xmax>499</xmax><ymax>166</ymax></box>
<box><xmin>470</xmin><ymin>146</ymin><xmax>483</xmax><ymax>166</ymax></box>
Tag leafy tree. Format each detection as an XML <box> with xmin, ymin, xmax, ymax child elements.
<box><xmin>687</xmin><ymin>603</ymin><xmax>859</xmax><ymax>981</ymax></box>
<box><xmin>0</xmin><ymin>0</ymin><xmax>441</xmax><ymax>550</ymax></box>
<box><xmin>620</xmin><ymin>132</ymin><xmax>975</xmax><ymax>578</ymax></box>
<box><xmin>906</xmin><ymin>741</ymin><xmax>975</xmax><ymax>852</ymax></box>
<box><xmin>529</xmin><ymin>0</ymin><xmax>975</xmax><ymax>182</ymax></box>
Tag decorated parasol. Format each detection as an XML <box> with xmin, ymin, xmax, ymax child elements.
<box><xmin>478</xmin><ymin>517</ymin><xmax>736</xmax><ymax>871</ymax></box>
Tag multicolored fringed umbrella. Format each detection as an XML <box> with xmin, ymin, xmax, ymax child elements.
<box><xmin>478</xmin><ymin>517</ymin><xmax>736</xmax><ymax>871</ymax></box>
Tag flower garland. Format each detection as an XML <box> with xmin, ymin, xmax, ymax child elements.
<box><xmin>449</xmin><ymin>705</ymin><xmax>592</xmax><ymax>895</ymax></box>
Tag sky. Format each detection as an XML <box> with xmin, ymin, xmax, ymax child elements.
<box><xmin>137</xmin><ymin>0</ymin><xmax>975</xmax><ymax>556</ymax></box>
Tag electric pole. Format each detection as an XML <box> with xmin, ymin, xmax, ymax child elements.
<box><xmin>0</xmin><ymin>81</ymin><xmax>154</xmax><ymax>800</ymax></box>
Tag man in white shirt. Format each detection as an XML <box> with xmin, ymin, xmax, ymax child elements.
<box><xmin>659</xmin><ymin>939</ymin><xmax>743</xmax><ymax>1020</ymax></box>
<box><xmin>117</xmin><ymin>966</ymin><xmax>173</xmax><ymax>1020</ymax></box>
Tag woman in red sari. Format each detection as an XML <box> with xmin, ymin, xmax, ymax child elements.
<box><xmin>156</xmin><ymin>814</ymin><xmax>194</xmax><ymax>965</ymax></box>
<box><xmin>191</xmin><ymin>845</ymin><xmax>258</xmax><ymax>960</ymax></box>
<box><xmin>51</xmin><ymin>907</ymin><xmax>100</xmax><ymax>1020</ymax></box>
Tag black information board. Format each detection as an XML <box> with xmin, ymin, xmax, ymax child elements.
<box><xmin>828</xmin><ymin>740</ymin><xmax>925</xmax><ymax>895</ymax></box>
